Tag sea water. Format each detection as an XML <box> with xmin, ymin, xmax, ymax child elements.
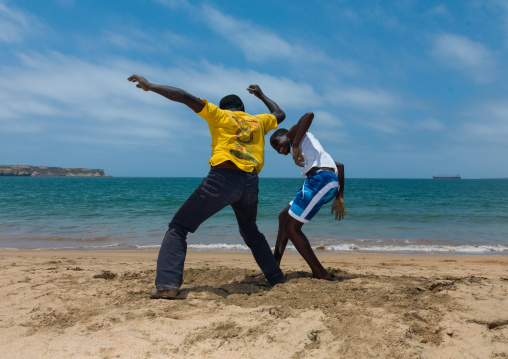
<box><xmin>1</xmin><ymin>177</ymin><xmax>507</xmax><ymax>254</ymax></box>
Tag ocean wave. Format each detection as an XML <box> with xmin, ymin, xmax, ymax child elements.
<box><xmin>320</xmin><ymin>244</ymin><xmax>508</xmax><ymax>253</ymax></box>
<box><xmin>0</xmin><ymin>243</ymin><xmax>126</xmax><ymax>250</ymax></box>
<box><xmin>2</xmin><ymin>242</ymin><xmax>506</xmax><ymax>254</ymax></box>
<box><xmin>25</xmin><ymin>236</ymin><xmax>122</xmax><ymax>242</ymax></box>
<box><xmin>135</xmin><ymin>243</ymin><xmax>508</xmax><ymax>254</ymax></box>
<box><xmin>75</xmin><ymin>243</ymin><xmax>125</xmax><ymax>249</ymax></box>
<box><xmin>132</xmin><ymin>245</ymin><xmax>160</xmax><ymax>249</ymax></box>
<box><xmin>134</xmin><ymin>243</ymin><xmax>249</xmax><ymax>251</ymax></box>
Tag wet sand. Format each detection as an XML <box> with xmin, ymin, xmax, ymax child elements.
<box><xmin>0</xmin><ymin>250</ymin><xmax>507</xmax><ymax>358</ymax></box>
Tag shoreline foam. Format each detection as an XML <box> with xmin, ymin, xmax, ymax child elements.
<box><xmin>2</xmin><ymin>242</ymin><xmax>507</xmax><ymax>255</ymax></box>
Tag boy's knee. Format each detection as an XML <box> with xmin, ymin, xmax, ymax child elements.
<box><xmin>167</xmin><ymin>222</ymin><xmax>187</xmax><ymax>236</ymax></box>
<box><xmin>283</xmin><ymin>221</ymin><xmax>296</xmax><ymax>238</ymax></box>
<box><xmin>240</xmin><ymin>225</ymin><xmax>263</xmax><ymax>244</ymax></box>
<box><xmin>284</xmin><ymin>216</ymin><xmax>305</xmax><ymax>237</ymax></box>
<box><xmin>278</xmin><ymin>209</ymin><xmax>287</xmax><ymax>224</ymax></box>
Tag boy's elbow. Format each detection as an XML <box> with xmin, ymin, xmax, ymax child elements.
<box><xmin>305</xmin><ymin>112</ymin><xmax>314</xmax><ymax>119</ymax></box>
<box><xmin>275</xmin><ymin>110</ymin><xmax>286</xmax><ymax>124</ymax></box>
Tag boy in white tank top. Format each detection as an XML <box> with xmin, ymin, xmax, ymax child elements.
<box><xmin>269</xmin><ymin>112</ymin><xmax>346</xmax><ymax>279</ymax></box>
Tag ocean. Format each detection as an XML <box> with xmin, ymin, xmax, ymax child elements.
<box><xmin>1</xmin><ymin>177</ymin><xmax>507</xmax><ymax>255</ymax></box>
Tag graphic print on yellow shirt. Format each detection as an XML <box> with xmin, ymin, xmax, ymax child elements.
<box><xmin>197</xmin><ymin>99</ymin><xmax>278</xmax><ymax>173</ymax></box>
<box><xmin>236</xmin><ymin>119</ymin><xmax>254</xmax><ymax>144</ymax></box>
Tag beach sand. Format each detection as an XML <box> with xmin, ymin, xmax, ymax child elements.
<box><xmin>0</xmin><ymin>250</ymin><xmax>507</xmax><ymax>358</ymax></box>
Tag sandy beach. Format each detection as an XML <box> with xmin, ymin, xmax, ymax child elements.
<box><xmin>0</xmin><ymin>249</ymin><xmax>507</xmax><ymax>358</ymax></box>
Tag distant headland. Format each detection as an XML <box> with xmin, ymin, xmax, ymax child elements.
<box><xmin>0</xmin><ymin>165</ymin><xmax>111</xmax><ymax>177</ymax></box>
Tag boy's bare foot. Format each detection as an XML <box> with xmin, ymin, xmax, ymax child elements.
<box><xmin>313</xmin><ymin>272</ymin><xmax>332</xmax><ymax>280</ymax></box>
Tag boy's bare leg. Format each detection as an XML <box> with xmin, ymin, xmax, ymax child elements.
<box><xmin>251</xmin><ymin>205</ymin><xmax>291</xmax><ymax>278</ymax></box>
<box><xmin>284</xmin><ymin>216</ymin><xmax>331</xmax><ymax>279</ymax></box>
<box><xmin>274</xmin><ymin>205</ymin><xmax>291</xmax><ymax>265</ymax></box>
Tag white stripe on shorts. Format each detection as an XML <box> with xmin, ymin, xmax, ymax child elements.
<box><xmin>300</xmin><ymin>181</ymin><xmax>339</xmax><ymax>219</ymax></box>
<box><xmin>288</xmin><ymin>208</ymin><xmax>308</xmax><ymax>223</ymax></box>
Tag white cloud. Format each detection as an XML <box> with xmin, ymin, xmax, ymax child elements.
<box><xmin>341</xmin><ymin>8</ymin><xmax>361</xmax><ymax>22</ymax></box>
<box><xmin>151</xmin><ymin>2</ymin><xmax>357</xmax><ymax>77</ymax></box>
<box><xmin>327</xmin><ymin>87</ymin><xmax>401</xmax><ymax>110</ymax></box>
<box><xmin>104</xmin><ymin>126</ymin><xmax>171</xmax><ymax>139</ymax></box>
<box><xmin>431</xmin><ymin>33</ymin><xmax>496</xmax><ymax>82</ymax></box>
<box><xmin>414</xmin><ymin>118</ymin><xmax>445</xmax><ymax>131</ymax></box>
<box><xmin>425</xmin><ymin>4</ymin><xmax>450</xmax><ymax>17</ymax></box>
<box><xmin>313</xmin><ymin>111</ymin><xmax>343</xmax><ymax>127</ymax></box>
<box><xmin>362</xmin><ymin>117</ymin><xmax>404</xmax><ymax>135</ymax></box>
<box><xmin>6</xmin><ymin>52</ymin><xmax>140</xmax><ymax>117</ymax></box>
<box><xmin>0</xmin><ymin>3</ymin><xmax>36</xmax><ymax>42</ymax></box>
<box><xmin>461</xmin><ymin>101</ymin><xmax>508</xmax><ymax>144</ymax></box>
<box><xmin>156</xmin><ymin>60</ymin><xmax>322</xmax><ymax>110</ymax></box>
<box><xmin>54</xmin><ymin>0</ymin><xmax>75</xmax><ymax>5</ymax></box>
<box><xmin>152</xmin><ymin>0</ymin><xmax>189</xmax><ymax>9</ymax></box>
<box><xmin>495</xmin><ymin>0</ymin><xmax>508</xmax><ymax>47</ymax></box>
<box><xmin>198</xmin><ymin>5</ymin><xmax>294</xmax><ymax>62</ymax></box>
<box><xmin>0</xmin><ymin>52</ymin><xmax>183</xmax><ymax>145</ymax></box>
<box><xmin>367</xmin><ymin>4</ymin><xmax>404</xmax><ymax>31</ymax></box>
<box><xmin>308</xmin><ymin>111</ymin><xmax>350</xmax><ymax>143</ymax></box>
<box><xmin>447</xmin><ymin>100</ymin><xmax>508</xmax><ymax>173</ymax></box>
<box><xmin>0</xmin><ymin>51</ymin><xmax>322</xmax><ymax>147</ymax></box>
<box><xmin>486</xmin><ymin>102</ymin><xmax>508</xmax><ymax>119</ymax></box>
<box><xmin>100</xmin><ymin>27</ymin><xmax>187</xmax><ymax>52</ymax></box>
<box><xmin>194</xmin><ymin>4</ymin><xmax>333</xmax><ymax>66</ymax></box>
<box><xmin>0</xmin><ymin>118</ymin><xmax>42</xmax><ymax>133</ymax></box>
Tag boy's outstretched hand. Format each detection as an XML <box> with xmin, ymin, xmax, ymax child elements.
<box><xmin>331</xmin><ymin>197</ymin><xmax>347</xmax><ymax>221</ymax></box>
<box><xmin>128</xmin><ymin>75</ymin><xmax>151</xmax><ymax>91</ymax></box>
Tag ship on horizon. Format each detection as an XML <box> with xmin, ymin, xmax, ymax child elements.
<box><xmin>433</xmin><ymin>174</ymin><xmax>461</xmax><ymax>179</ymax></box>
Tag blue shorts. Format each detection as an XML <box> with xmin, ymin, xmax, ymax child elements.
<box><xmin>288</xmin><ymin>170</ymin><xmax>339</xmax><ymax>223</ymax></box>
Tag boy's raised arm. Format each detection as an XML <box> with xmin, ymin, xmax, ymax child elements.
<box><xmin>331</xmin><ymin>161</ymin><xmax>346</xmax><ymax>221</ymax></box>
<box><xmin>246</xmin><ymin>85</ymin><xmax>285</xmax><ymax>124</ymax></box>
<box><xmin>288</xmin><ymin>112</ymin><xmax>314</xmax><ymax>167</ymax></box>
<box><xmin>128</xmin><ymin>74</ymin><xmax>205</xmax><ymax>113</ymax></box>
<box><xmin>288</xmin><ymin>112</ymin><xmax>313</xmax><ymax>147</ymax></box>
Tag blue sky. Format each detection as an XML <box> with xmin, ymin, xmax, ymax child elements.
<box><xmin>1</xmin><ymin>0</ymin><xmax>508</xmax><ymax>178</ymax></box>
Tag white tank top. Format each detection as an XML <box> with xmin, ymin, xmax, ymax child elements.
<box><xmin>291</xmin><ymin>132</ymin><xmax>337</xmax><ymax>176</ymax></box>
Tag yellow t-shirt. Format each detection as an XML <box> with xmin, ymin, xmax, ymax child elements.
<box><xmin>197</xmin><ymin>99</ymin><xmax>278</xmax><ymax>173</ymax></box>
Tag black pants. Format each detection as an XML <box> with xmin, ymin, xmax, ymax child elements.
<box><xmin>155</xmin><ymin>168</ymin><xmax>285</xmax><ymax>290</ymax></box>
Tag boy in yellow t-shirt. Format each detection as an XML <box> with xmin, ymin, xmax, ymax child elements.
<box><xmin>128</xmin><ymin>75</ymin><xmax>286</xmax><ymax>299</ymax></box>
<box><xmin>198</xmin><ymin>97</ymin><xmax>277</xmax><ymax>174</ymax></box>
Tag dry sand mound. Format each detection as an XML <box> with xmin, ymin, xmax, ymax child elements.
<box><xmin>0</xmin><ymin>251</ymin><xmax>507</xmax><ymax>358</ymax></box>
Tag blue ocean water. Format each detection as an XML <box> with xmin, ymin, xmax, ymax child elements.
<box><xmin>1</xmin><ymin>177</ymin><xmax>507</xmax><ymax>254</ymax></box>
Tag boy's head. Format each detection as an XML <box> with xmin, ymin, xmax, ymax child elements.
<box><xmin>270</xmin><ymin>128</ymin><xmax>291</xmax><ymax>155</ymax></box>
<box><xmin>219</xmin><ymin>94</ymin><xmax>245</xmax><ymax>111</ymax></box>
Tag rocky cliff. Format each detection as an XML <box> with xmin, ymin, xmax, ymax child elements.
<box><xmin>0</xmin><ymin>165</ymin><xmax>111</xmax><ymax>177</ymax></box>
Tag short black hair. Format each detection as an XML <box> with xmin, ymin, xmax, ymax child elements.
<box><xmin>270</xmin><ymin>128</ymin><xmax>288</xmax><ymax>145</ymax></box>
<box><xmin>219</xmin><ymin>94</ymin><xmax>244</xmax><ymax>110</ymax></box>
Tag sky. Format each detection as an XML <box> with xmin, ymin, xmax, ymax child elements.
<box><xmin>1</xmin><ymin>0</ymin><xmax>508</xmax><ymax>178</ymax></box>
